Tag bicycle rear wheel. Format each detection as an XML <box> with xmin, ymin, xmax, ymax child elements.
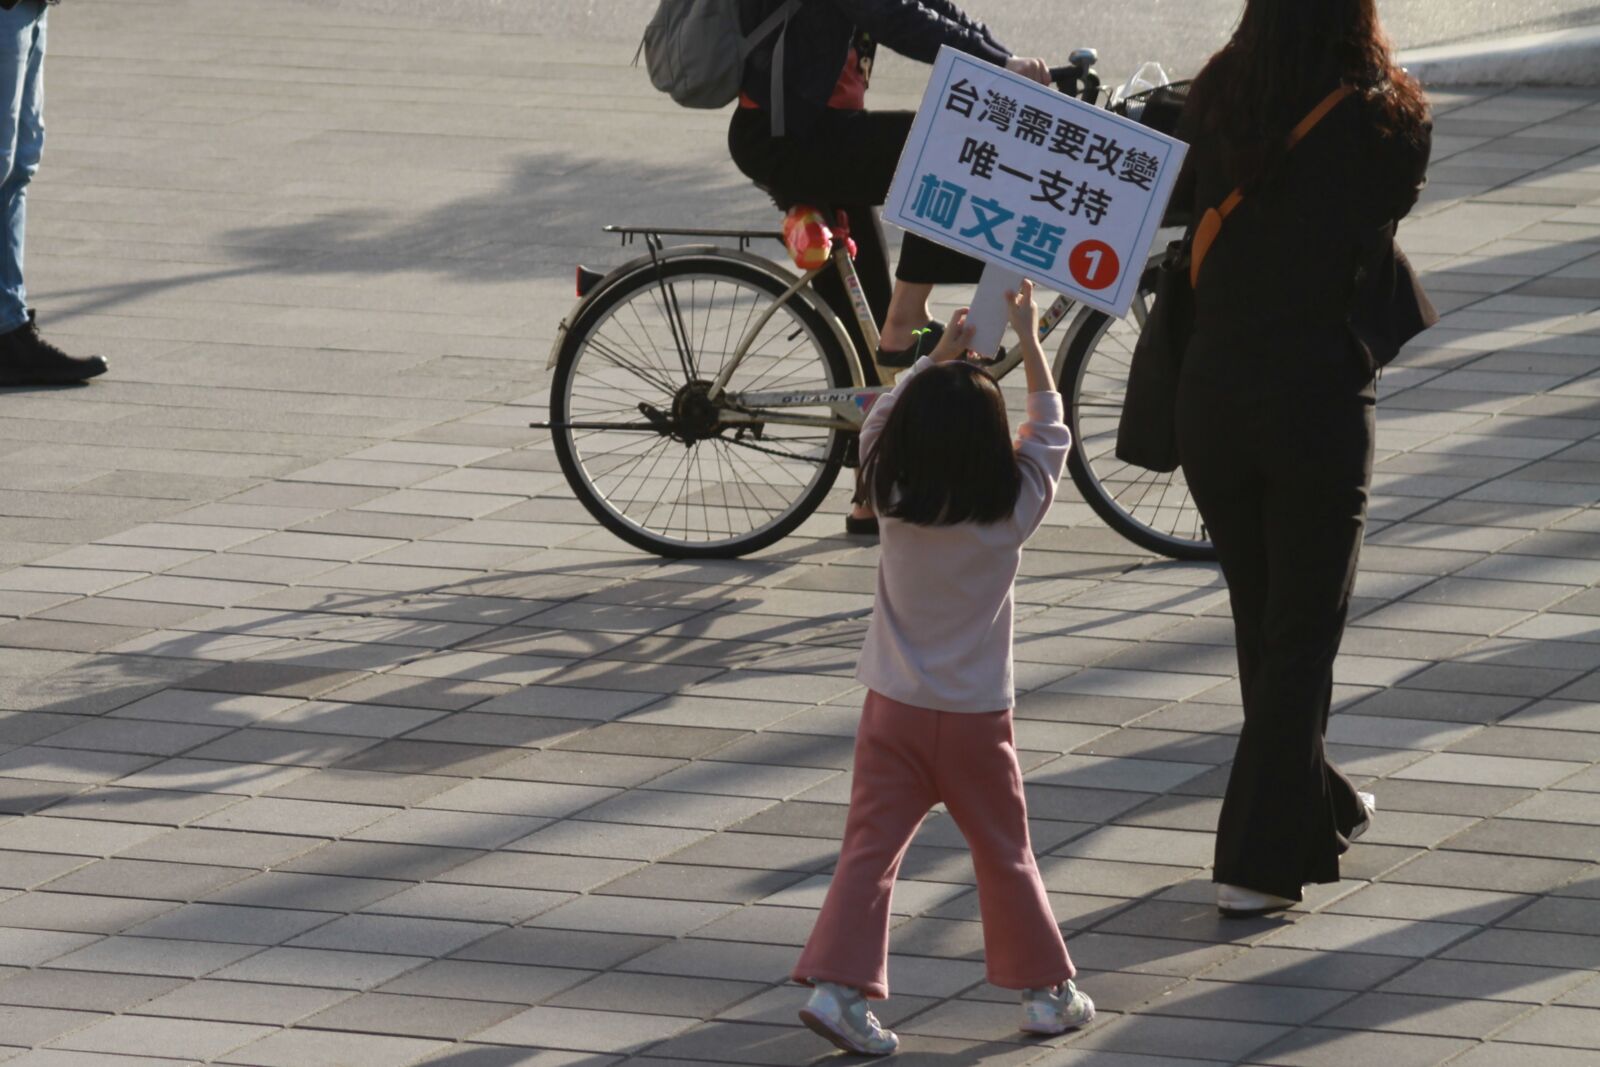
<box><xmin>1056</xmin><ymin>293</ymin><xmax>1216</xmax><ymax>562</ymax></box>
<box><xmin>549</xmin><ymin>252</ymin><xmax>852</xmax><ymax>558</ymax></box>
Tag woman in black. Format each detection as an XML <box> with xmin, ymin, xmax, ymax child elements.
<box><xmin>1170</xmin><ymin>0</ymin><xmax>1435</xmax><ymax>915</ymax></box>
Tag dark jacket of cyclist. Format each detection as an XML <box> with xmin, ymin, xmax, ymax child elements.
<box><xmin>738</xmin><ymin>0</ymin><xmax>1009</xmax><ymax>140</ymax></box>
<box><xmin>729</xmin><ymin>0</ymin><xmax>1046</xmax><ymax>382</ymax></box>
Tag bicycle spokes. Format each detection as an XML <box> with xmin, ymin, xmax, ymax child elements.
<box><xmin>552</xmin><ymin>263</ymin><xmax>846</xmax><ymax>555</ymax></box>
<box><xmin>1064</xmin><ymin>303</ymin><xmax>1212</xmax><ymax>557</ymax></box>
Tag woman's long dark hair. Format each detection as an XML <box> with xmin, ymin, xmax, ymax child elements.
<box><xmin>863</xmin><ymin>362</ymin><xmax>1022</xmax><ymax>526</ymax></box>
<box><xmin>1191</xmin><ymin>0</ymin><xmax>1430</xmax><ymax>187</ymax></box>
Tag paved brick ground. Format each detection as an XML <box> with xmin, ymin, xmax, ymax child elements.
<box><xmin>0</xmin><ymin>3</ymin><xmax>1598</xmax><ymax>1065</ymax></box>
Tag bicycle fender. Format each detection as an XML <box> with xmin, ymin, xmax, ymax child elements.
<box><xmin>546</xmin><ymin>243</ymin><xmax>747</xmax><ymax>370</ymax></box>
<box><xmin>546</xmin><ymin>245</ymin><xmax>861</xmax><ymax>387</ymax></box>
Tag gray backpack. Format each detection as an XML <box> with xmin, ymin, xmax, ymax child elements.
<box><xmin>640</xmin><ymin>0</ymin><xmax>803</xmax><ymax>134</ymax></box>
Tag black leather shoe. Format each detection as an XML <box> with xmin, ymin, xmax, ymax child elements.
<box><xmin>0</xmin><ymin>311</ymin><xmax>107</xmax><ymax>386</ymax></box>
<box><xmin>844</xmin><ymin>513</ymin><xmax>879</xmax><ymax>536</ymax></box>
<box><xmin>875</xmin><ymin>321</ymin><xmax>945</xmax><ymax>369</ymax></box>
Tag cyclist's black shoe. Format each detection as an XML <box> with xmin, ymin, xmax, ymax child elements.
<box><xmin>875</xmin><ymin>321</ymin><xmax>944</xmax><ymax>369</ymax></box>
<box><xmin>845</xmin><ymin>513</ymin><xmax>880</xmax><ymax>537</ymax></box>
<box><xmin>0</xmin><ymin>311</ymin><xmax>107</xmax><ymax>386</ymax></box>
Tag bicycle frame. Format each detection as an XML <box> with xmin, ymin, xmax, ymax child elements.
<box><xmin>539</xmin><ymin>221</ymin><xmax>1153</xmax><ymax>440</ymax></box>
<box><xmin>710</xmin><ymin>243</ymin><xmax>1101</xmax><ymax>435</ymax></box>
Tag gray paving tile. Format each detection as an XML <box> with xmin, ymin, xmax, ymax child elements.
<box><xmin>1263</xmin><ymin>914</ymin><xmax>1478</xmax><ymax>958</ymax></box>
<box><xmin>263</xmin><ymin>768</ymin><xmax>456</xmax><ymax>808</ymax></box>
<box><xmin>453</xmin><ymin>927</ymin><xmax>664</xmax><ymax>973</ymax></box>
<box><xmin>505</xmin><ymin>820</ymin><xmax>708</xmax><ymax>861</ymax></box>
<box><xmin>472</xmin><ymin>1005</ymin><xmax>697</xmax><ymax>1053</ymax></box>
<box><xmin>1065</xmin><ymin>1014</ymin><xmax>1289</xmax><ymax>1061</ymax></box>
<box><xmin>301</xmin><ymin>991</ymin><xmax>525</xmax><ymax>1040</ymax></box>
<box><xmin>216</xmin><ymin>1028</ymin><xmax>446</xmax><ymax>1067</ymax></box>
<box><xmin>47</xmin><ymin>1016</ymin><xmax>273</xmax><ymax>1060</ymax></box>
<box><xmin>617</xmin><ymin>938</ymin><xmax>808</xmax><ymax>984</ymax></box>
<box><xmin>48</xmin><ymin>935</ymin><xmax>261</xmax><ymax>979</ymax></box>
<box><xmin>1443</xmin><ymin>929</ymin><xmax>1600</xmax><ymax>970</ymax></box>
<box><xmin>1388</xmin><ymin>849</ymin><xmax>1592</xmax><ymax>893</ymax></box>
<box><xmin>362</xmin><ymin>883</ymin><xmax>569</xmax><ymax>925</ymax></box>
<box><xmin>287</xmin><ymin>914</ymin><xmax>496</xmax><ymax>957</ymax></box>
<box><xmin>1315</xmin><ymin>991</ymin><xmax>1531</xmax><ymax>1037</ymax></box>
<box><xmin>1478</xmin><ymin>1005</ymin><xmax>1600</xmax><ymax>1050</ymax></box>
<box><xmin>0</xmin><ymin>1005</ymin><xmax>107</xmax><ymax>1048</ymax></box>
<box><xmin>133</xmin><ymin>979</ymin><xmax>353</xmax><ymax>1025</ymax></box>
<box><xmin>0</xmin><ymin>970</ymin><xmax>182</xmax><ymax>1013</ymax></box>
<box><xmin>128</xmin><ymin>903</ymin><xmax>335</xmax><ymax>946</ymax></box>
<box><xmin>1444</xmin><ymin>819</ymin><xmax>1600</xmax><ymax>861</ymax></box>
<box><xmin>204</xmin><ymin>871</ymin><xmax>409</xmax><ymax>913</ymax></box>
<box><xmin>1246</xmin><ymin>1027</ymin><xmax>1474</xmax><ymax>1067</ymax></box>
<box><xmin>1138</xmin><ymin>978</ymin><xmax>1350</xmax><ymax>1025</ymax></box>
<box><xmin>412</xmin><ymin>1048</ymin><xmax>621</xmax><ymax>1067</ymax></box>
<box><xmin>0</xmin><ymin>892</ymin><xmax>178</xmax><ymax>935</ymax></box>
<box><xmin>486</xmin><ymin>750</ymin><xmax>683</xmax><ymax>789</ymax></box>
<box><xmin>211</xmin><ymin>947</ymin><xmax>431</xmax><ymax>991</ymax></box>
<box><xmin>39</xmin><ymin>857</ymin><xmax>252</xmax><ymax>902</ymax></box>
<box><xmin>275</xmin><ymin>840</ymin><xmax>482</xmax><ymax>883</ymax></box>
<box><xmin>349</xmin><ymin>808</ymin><xmax>550</xmax><ymax>851</ymax></box>
<box><xmin>1448</xmin><ymin>1043</ymin><xmax>1600</xmax><ymax>1067</ymax></box>
<box><xmin>376</xmin><ymin>959</ymin><xmax>592</xmax><ymax>1005</ymax></box>
<box><xmin>527</xmin><ymin>895</ymin><xmax>734</xmax><ymax>938</ymax></box>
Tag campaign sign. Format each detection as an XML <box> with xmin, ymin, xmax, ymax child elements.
<box><xmin>885</xmin><ymin>47</ymin><xmax>1188</xmax><ymax>318</ymax></box>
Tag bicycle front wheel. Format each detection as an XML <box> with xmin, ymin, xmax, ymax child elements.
<box><xmin>550</xmin><ymin>253</ymin><xmax>852</xmax><ymax>559</ymax></box>
<box><xmin>1056</xmin><ymin>295</ymin><xmax>1216</xmax><ymax>562</ymax></box>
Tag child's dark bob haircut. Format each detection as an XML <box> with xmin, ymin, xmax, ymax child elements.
<box><xmin>862</xmin><ymin>361</ymin><xmax>1023</xmax><ymax>526</ymax></box>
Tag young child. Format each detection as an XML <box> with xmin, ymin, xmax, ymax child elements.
<box><xmin>795</xmin><ymin>282</ymin><xmax>1092</xmax><ymax>1056</ymax></box>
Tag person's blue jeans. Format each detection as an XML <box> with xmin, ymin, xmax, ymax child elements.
<box><xmin>0</xmin><ymin>1</ymin><xmax>46</xmax><ymax>335</ymax></box>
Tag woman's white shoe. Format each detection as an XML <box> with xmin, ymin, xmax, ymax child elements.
<box><xmin>1216</xmin><ymin>883</ymin><xmax>1297</xmax><ymax>917</ymax></box>
<box><xmin>1349</xmin><ymin>791</ymin><xmax>1377</xmax><ymax>841</ymax></box>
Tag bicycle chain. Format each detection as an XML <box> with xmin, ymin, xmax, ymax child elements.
<box><xmin>722</xmin><ymin>432</ymin><xmax>828</xmax><ymax>466</ymax></box>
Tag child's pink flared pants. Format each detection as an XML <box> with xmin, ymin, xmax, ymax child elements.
<box><xmin>793</xmin><ymin>690</ymin><xmax>1075</xmax><ymax>999</ymax></box>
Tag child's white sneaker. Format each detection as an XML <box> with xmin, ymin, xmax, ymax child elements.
<box><xmin>1020</xmin><ymin>981</ymin><xmax>1095</xmax><ymax>1034</ymax></box>
<box><xmin>799</xmin><ymin>980</ymin><xmax>899</xmax><ymax>1056</ymax></box>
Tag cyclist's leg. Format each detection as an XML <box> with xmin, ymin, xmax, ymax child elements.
<box><xmin>881</xmin><ymin>233</ymin><xmax>985</xmax><ymax>351</ymax></box>
<box><xmin>809</xmin><ymin>204</ymin><xmax>890</xmax><ymax>382</ymax></box>
<box><xmin>730</xmin><ymin>109</ymin><xmax>891</xmax><ymax>377</ymax></box>
<box><xmin>730</xmin><ymin>107</ymin><xmax>983</xmax><ymax>354</ymax></box>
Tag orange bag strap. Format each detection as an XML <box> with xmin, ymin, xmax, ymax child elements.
<box><xmin>1190</xmin><ymin>85</ymin><xmax>1355</xmax><ymax>287</ymax></box>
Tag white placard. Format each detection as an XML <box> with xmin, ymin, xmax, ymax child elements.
<box><xmin>885</xmin><ymin>47</ymin><xmax>1188</xmax><ymax>319</ymax></box>
<box><xmin>966</xmin><ymin>263</ymin><xmax>1023</xmax><ymax>359</ymax></box>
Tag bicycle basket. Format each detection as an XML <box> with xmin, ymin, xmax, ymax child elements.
<box><xmin>1120</xmin><ymin>79</ymin><xmax>1190</xmax><ymax>138</ymax></box>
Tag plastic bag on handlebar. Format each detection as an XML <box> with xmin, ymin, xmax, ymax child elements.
<box><xmin>1118</xmin><ymin>79</ymin><xmax>1190</xmax><ymax>139</ymax></box>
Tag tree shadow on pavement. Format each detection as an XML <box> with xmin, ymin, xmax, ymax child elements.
<box><xmin>43</xmin><ymin>150</ymin><xmax>775</xmax><ymax>325</ymax></box>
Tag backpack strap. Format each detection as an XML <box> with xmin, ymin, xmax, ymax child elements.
<box><xmin>1189</xmin><ymin>84</ymin><xmax>1355</xmax><ymax>287</ymax></box>
<box><xmin>750</xmin><ymin>0</ymin><xmax>803</xmax><ymax>138</ymax></box>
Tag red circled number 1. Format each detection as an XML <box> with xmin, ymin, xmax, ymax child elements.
<box><xmin>1068</xmin><ymin>240</ymin><xmax>1120</xmax><ymax>291</ymax></box>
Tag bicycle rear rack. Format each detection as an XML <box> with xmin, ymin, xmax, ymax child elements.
<box><xmin>603</xmin><ymin>224</ymin><xmax>783</xmax><ymax>254</ymax></box>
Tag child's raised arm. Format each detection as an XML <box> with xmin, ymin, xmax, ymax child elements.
<box><xmin>928</xmin><ymin>309</ymin><xmax>975</xmax><ymax>363</ymax></box>
<box><xmin>1007</xmin><ymin>281</ymin><xmax>1055</xmax><ymax>396</ymax></box>
<box><xmin>1007</xmin><ymin>281</ymin><xmax>1071</xmax><ymax>539</ymax></box>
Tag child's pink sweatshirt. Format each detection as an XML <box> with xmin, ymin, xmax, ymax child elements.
<box><xmin>856</xmin><ymin>356</ymin><xmax>1072</xmax><ymax>713</ymax></box>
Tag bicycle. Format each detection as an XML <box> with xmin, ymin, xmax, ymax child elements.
<box><xmin>537</xmin><ymin>51</ymin><xmax>1214</xmax><ymax>563</ymax></box>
